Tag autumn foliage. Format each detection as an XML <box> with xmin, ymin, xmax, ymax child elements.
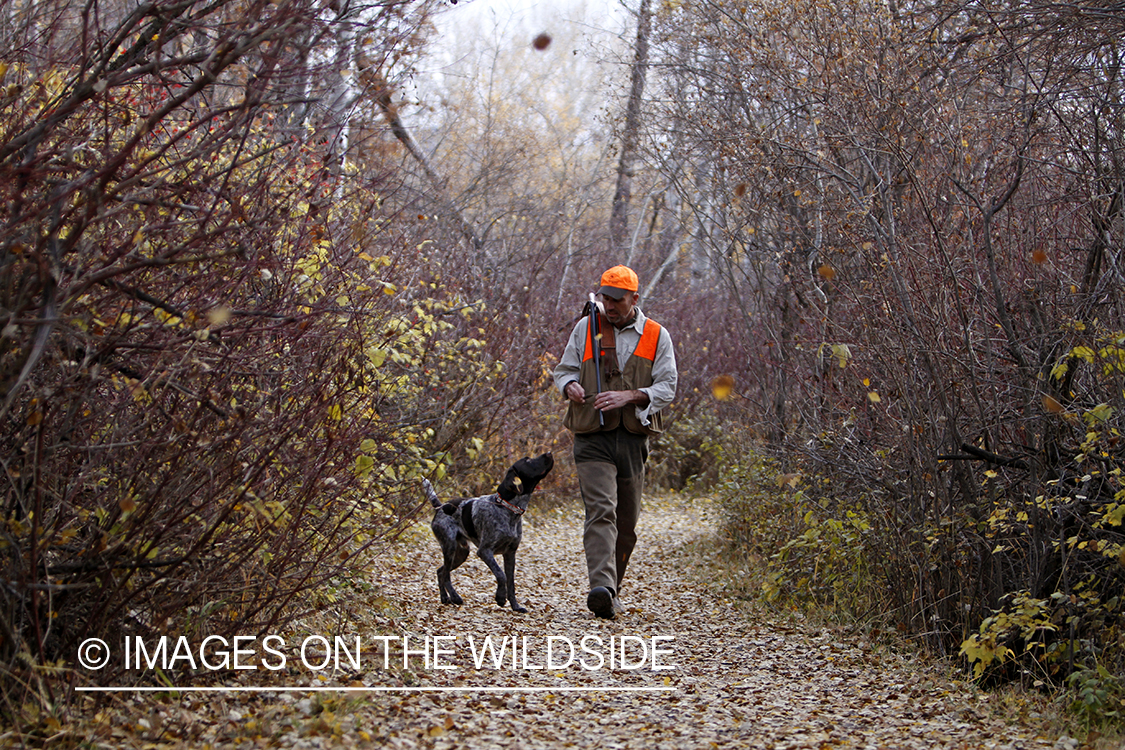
<box><xmin>0</xmin><ymin>0</ymin><xmax>494</xmax><ymax>704</ymax></box>
<box><xmin>638</xmin><ymin>0</ymin><xmax>1125</xmax><ymax>697</ymax></box>
<box><xmin>4</xmin><ymin>0</ymin><xmax>1125</xmax><ymax>725</ymax></box>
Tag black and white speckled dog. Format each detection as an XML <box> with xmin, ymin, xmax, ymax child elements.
<box><xmin>423</xmin><ymin>452</ymin><xmax>554</xmax><ymax>613</ymax></box>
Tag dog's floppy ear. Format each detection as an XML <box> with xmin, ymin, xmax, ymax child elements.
<box><xmin>440</xmin><ymin>497</ymin><xmax>466</xmax><ymax>514</ymax></box>
<box><xmin>497</xmin><ymin>467</ymin><xmax>523</xmax><ymax>501</ymax></box>
<box><xmin>511</xmin><ymin>452</ymin><xmax>554</xmax><ymax>497</ymax></box>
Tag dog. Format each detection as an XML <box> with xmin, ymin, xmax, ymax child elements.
<box><xmin>424</xmin><ymin>452</ymin><xmax>553</xmax><ymax>613</ymax></box>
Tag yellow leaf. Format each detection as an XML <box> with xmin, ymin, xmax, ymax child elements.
<box><xmin>207</xmin><ymin>306</ymin><xmax>232</xmax><ymax>326</ymax></box>
<box><xmin>1105</xmin><ymin>504</ymin><xmax>1125</xmax><ymax>527</ymax></box>
<box><xmin>1085</xmin><ymin>403</ymin><xmax>1114</xmax><ymax>424</ymax></box>
<box><xmin>354</xmin><ymin>455</ymin><xmax>374</xmax><ymax>478</ymax></box>
<box><xmin>1042</xmin><ymin>395</ymin><xmax>1064</xmax><ymax>413</ymax></box>
<box><xmin>776</xmin><ymin>473</ymin><xmax>802</xmax><ymax>489</ymax></box>
<box><xmin>867</xmin><ymin>391</ymin><xmax>881</xmax><ymax>403</ymax></box>
<box><xmin>711</xmin><ymin>375</ymin><xmax>734</xmax><ymax>401</ymax></box>
<box><xmin>1073</xmin><ymin>346</ymin><xmax>1096</xmax><ymax>363</ymax></box>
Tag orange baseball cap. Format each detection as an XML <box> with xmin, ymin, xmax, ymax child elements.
<box><xmin>597</xmin><ymin>265</ymin><xmax>638</xmax><ymax>299</ymax></box>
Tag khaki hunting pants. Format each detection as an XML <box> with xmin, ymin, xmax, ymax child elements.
<box><xmin>574</xmin><ymin>427</ymin><xmax>649</xmax><ymax>593</ymax></box>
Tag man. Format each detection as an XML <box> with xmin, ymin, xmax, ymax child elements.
<box><xmin>553</xmin><ymin>265</ymin><xmax>677</xmax><ymax>619</ymax></box>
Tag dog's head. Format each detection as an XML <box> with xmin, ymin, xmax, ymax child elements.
<box><xmin>497</xmin><ymin>452</ymin><xmax>554</xmax><ymax>501</ymax></box>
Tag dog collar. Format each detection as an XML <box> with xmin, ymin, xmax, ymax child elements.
<box><xmin>493</xmin><ymin>496</ymin><xmax>525</xmax><ymax>515</ymax></box>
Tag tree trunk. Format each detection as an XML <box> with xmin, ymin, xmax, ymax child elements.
<box><xmin>369</xmin><ymin>73</ymin><xmax>484</xmax><ymax>252</ymax></box>
<box><xmin>609</xmin><ymin>0</ymin><xmax>652</xmax><ymax>256</ymax></box>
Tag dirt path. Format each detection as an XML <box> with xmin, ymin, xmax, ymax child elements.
<box><xmin>341</xmin><ymin>494</ymin><xmax>1059</xmax><ymax>750</ymax></box>
<box><xmin>78</xmin><ymin>493</ymin><xmax>1064</xmax><ymax>748</ymax></box>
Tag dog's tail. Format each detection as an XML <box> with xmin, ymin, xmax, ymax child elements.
<box><xmin>423</xmin><ymin>479</ymin><xmax>441</xmax><ymax>509</ymax></box>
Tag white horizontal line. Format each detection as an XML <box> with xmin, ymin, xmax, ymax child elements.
<box><xmin>76</xmin><ymin>686</ymin><xmax>676</xmax><ymax>693</ymax></box>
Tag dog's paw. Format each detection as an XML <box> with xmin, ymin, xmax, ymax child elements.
<box><xmin>511</xmin><ymin>603</ymin><xmax>527</xmax><ymax>614</ymax></box>
<box><xmin>494</xmin><ymin>589</ymin><xmax>507</xmax><ymax>607</ymax></box>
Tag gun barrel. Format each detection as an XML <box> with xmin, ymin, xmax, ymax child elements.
<box><xmin>588</xmin><ymin>294</ymin><xmax>604</xmax><ymax>426</ymax></box>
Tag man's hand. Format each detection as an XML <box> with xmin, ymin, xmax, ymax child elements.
<box><xmin>592</xmin><ymin>389</ymin><xmax>649</xmax><ymax>412</ymax></box>
<box><xmin>566</xmin><ymin>383</ymin><xmax>650</xmax><ymax>411</ymax></box>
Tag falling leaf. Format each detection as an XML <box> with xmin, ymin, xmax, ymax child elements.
<box><xmin>1031</xmin><ymin>249</ymin><xmax>1048</xmax><ymax>265</ymax></box>
<box><xmin>711</xmin><ymin>375</ymin><xmax>734</xmax><ymax>401</ymax></box>
<box><xmin>867</xmin><ymin>391</ymin><xmax>881</xmax><ymax>403</ymax></box>
<box><xmin>207</xmin><ymin>306</ymin><xmax>232</xmax><ymax>326</ymax></box>
<box><xmin>776</xmin><ymin>473</ymin><xmax>802</xmax><ymax>488</ymax></box>
<box><xmin>1042</xmin><ymin>395</ymin><xmax>1064</xmax><ymax>413</ymax></box>
<box><xmin>817</xmin><ymin>264</ymin><xmax>836</xmax><ymax>281</ymax></box>
<box><xmin>532</xmin><ymin>32</ymin><xmax>552</xmax><ymax>50</ymax></box>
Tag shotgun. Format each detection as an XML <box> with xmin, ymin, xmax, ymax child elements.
<box><xmin>588</xmin><ymin>293</ymin><xmax>604</xmax><ymax>426</ymax></box>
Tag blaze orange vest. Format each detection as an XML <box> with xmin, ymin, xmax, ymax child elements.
<box><xmin>564</xmin><ymin>315</ymin><xmax>664</xmax><ymax>436</ymax></box>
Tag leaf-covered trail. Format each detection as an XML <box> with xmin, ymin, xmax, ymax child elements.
<box><xmin>354</xmin><ymin>494</ymin><xmax>1058</xmax><ymax>750</ymax></box>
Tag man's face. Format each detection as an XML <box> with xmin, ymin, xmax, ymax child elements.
<box><xmin>598</xmin><ymin>291</ymin><xmax>639</xmax><ymax>327</ymax></box>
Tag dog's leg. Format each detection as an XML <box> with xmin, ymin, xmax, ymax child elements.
<box><xmin>502</xmin><ymin>551</ymin><xmax>525</xmax><ymax>613</ymax></box>
<box><xmin>476</xmin><ymin>548</ymin><xmax>509</xmax><ymax>608</ymax></box>
<box><xmin>440</xmin><ymin>537</ymin><xmax>469</xmax><ymax>605</ymax></box>
<box><xmin>437</xmin><ymin>563</ymin><xmax>454</xmax><ymax>604</ymax></box>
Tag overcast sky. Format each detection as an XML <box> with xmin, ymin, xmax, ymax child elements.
<box><xmin>432</xmin><ymin>0</ymin><xmax>629</xmax><ymax>39</ymax></box>
<box><xmin>424</xmin><ymin>0</ymin><xmax>631</xmax><ymax>73</ymax></box>
<box><xmin>404</xmin><ymin>0</ymin><xmax>633</xmax><ymax>128</ymax></box>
